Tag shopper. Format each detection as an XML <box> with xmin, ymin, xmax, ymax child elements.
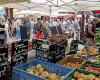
<box><xmin>86</xmin><ymin>17</ymin><xmax>100</xmax><ymax>46</ymax></box>
<box><xmin>30</xmin><ymin>18</ymin><xmax>34</xmax><ymax>40</ymax></box>
<box><xmin>5</xmin><ymin>19</ymin><xmax>10</xmax><ymax>43</ymax></box>
<box><xmin>52</xmin><ymin>18</ymin><xmax>57</xmax><ymax>26</ymax></box>
<box><xmin>64</xmin><ymin>20</ymin><xmax>72</xmax><ymax>31</ymax></box>
<box><xmin>34</xmin><ymin>18</ymin><xmax>43</xmax><ymax>39</ymax></box>
<box><xmin>57</xmin><ymin>19</ymin><xmax>62</xmax><ymax>26</ymax></box>
<box><xmin>15</xmin><ymin>18</ymin><xmax>22</xmax><ymax>41</ymax></box>
<box><xmin>74</xmin><ymin>20</ymin><xmax>80</xmax><ymax>31</ymax></box>
<box><xmin>24</xmin><ymin>16</ymin><xmax>31</xmax><ymax>39</ymax></box>
<box><xmin>48</xmin><ymin>20</ymin><xmax>53</xmax><ymax>28</ymax></box>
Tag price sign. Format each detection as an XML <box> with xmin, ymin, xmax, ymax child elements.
<box><xmin>0</xmin><ymin>47</ymin><xmax>8</xmax><ymax>80</ymax></box>
<box><xmin>11</xmin><ymin>40</ymin><xmax>28</xmax><ymax>67</ymax></box>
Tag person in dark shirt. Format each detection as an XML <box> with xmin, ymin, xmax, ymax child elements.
<box><xmin>86</xmin><ymin>17</ymin><xmax>100</xmax><ymax>46</ymax></box>
<box><xmin>34</xmin><ymin>18</ymin><xmax>43</xmax><ymax>38</ymax></box>
<box><xmin>34</xmin><ymin>18</ymin><xmax>43</xmax><ymax>32</ymax></box>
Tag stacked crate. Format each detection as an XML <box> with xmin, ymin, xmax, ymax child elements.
<box><xmin>32</xmin><ymin>35</ymin><xmax>67</xmax><ymax>62</ymax></box>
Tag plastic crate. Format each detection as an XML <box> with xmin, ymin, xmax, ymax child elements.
<box><xmin>63</xmin><ymin>69</ymin><xmax>100</xmax><ymax>80</ymax></box>
<box><xmin>32</xmin><ymin>39</ymin><xmax>43</xmax><ymax>49</ymax></box>
<box><xmin>36</xmin><ymin>50</ymin><xmax>65</xmax><ymax>62</ymax></box>
<box><xmin>12</xmin><ymin>59</ymin><xmax>73</xmax><ymax>80</ymax></box>
<box><xmin>57</xmin><ymin>56</ymin><xmax>84</xmax><ymax>69</ymax></box>
<box><xmin>35</xmin><ymin>50</ymin><xmax>56</xmax><ymax>62</ymax></box>
<box><xmin>79</xmin><ymin>61</ymin><xmax>100</xmax><ymax>75</ymax></box>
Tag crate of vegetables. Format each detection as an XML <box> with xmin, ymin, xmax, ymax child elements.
<box><xmin>79</xmin><ymin>61</ymin><xmax>100</xmax><ymax>75</ymax></box>
<box><xmin>57</xmin><ymin>55</ymin><xmax>84</xmax><ymax>68</ymax></box>
<box><xmin>12</xmin><ymin>59</ymin><xmax>73</xmax><ymax>80</ymax></box>
<box><xmin>63</xmin><ymin>69</ymin><xmax>100</xmax><ymax>80</ymax></box>
<box><xmin>89</xmin><ymin>55</ymin><xmax>100</xmax><ymax>63</ymax></box>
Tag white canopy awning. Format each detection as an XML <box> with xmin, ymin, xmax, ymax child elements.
<box><xmin>0</xmin><ymin>0</ymin><xmax>100</xmax><ymax>14</ymax></box>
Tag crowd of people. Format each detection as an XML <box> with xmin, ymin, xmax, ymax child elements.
<box><xmin>0</xmin><ymin>15</ymin><xmax>100</xmax><ymax>50</ymax></box>
<box><xmin>0</xmin><ymin>15</ymin><xmax>81</xmax><ymax>42</ymax></box>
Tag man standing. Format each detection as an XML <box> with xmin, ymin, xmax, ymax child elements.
<box><xmin>86</xmin><ymin>17</ymin><xmax>100</xmax><ymax>46</ymax></box>
<box><xmin>24</xmin><ymin>16</ymin><xmax>31</xmax><ymax>39</ymax></box>
<box><xmin>34</xmin><ymin>18</ymin><xmax>43</xmax><ymax>39</ymax></box>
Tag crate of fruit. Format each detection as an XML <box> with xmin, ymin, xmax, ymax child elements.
<box><xmin>12</xmin><ymin>59</ymin><xmax>74</xmax><ymax>80</ymax></box>
<box><xmin>63</xmin><ymin>69</ymin><xmax>100</xmax><ymax>80</ymax></box>
<box><xmin>79</xmin><ymin>61</ymin><xmax>100</xmax><ymax>75</ymax></box>
<box><xmin>32</xmin><ymin>39</ymin><xmax>43</xmax><ymax>49</ymax></box>
<box><xmin>57</xmin><ymin>55</ymin><xmax>84</xmax><ymax>68</ymax></box>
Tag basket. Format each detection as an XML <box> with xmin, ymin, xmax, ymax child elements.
<box><xmin>79</xmin><ymin>61</ymin><xmax>100</xmax><ymax>75</ymax></box>
<box><xmin>12</xmin><ymin>59</ymin><xmax>73</xmax><ymax>80</ymax></box>
<box><xmin>63</xmin><ymin>69</ymin><xmax>100</xmax><ymax>80</ymax></box>
<box><xmin>57</xmin><ymin>55</ymin><xmax>84</xmax><ymax>68</ymax></box>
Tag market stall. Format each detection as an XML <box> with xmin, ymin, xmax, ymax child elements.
<box><xmin>0</xmin><ymin>0</ymin><xmax>99</xmax><ymax>80</ymax></box>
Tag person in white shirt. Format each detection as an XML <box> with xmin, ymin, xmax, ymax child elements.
<box><xmin>5</xmin><ymin>19</ymin><xmax>10</xmax><ymax>43</ymax></box>
<box><xmin>30</xmin><ymin>18</ymin><xmax>34</xmax><ymax>40</ymax></box>
<box><xmin>52</xmin><ymin>19</ymin><xmax>58</xmax><ymax>26</ymax></box>
<box><xmin>15</xmin><ymin>18</ymin><xmax>22</xmax><ymax>40</ymax></box>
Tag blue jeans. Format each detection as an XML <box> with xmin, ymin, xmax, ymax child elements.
<box><xmin>16</xmin><ymin>28</ymin><xmax>21</xmax><ymax>40</ymax></box>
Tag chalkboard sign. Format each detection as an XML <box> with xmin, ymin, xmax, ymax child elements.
<box><xmin>0</xmin><ymin>47</ymin><xmax>8</xmax><ymax>80</ymax></box>
<box><xmin>0</xmin><ymin>31</ymin><xmax>6</xmax><ymax>47</ymax></box>
<box><xmin>50</xmin><ymin>26</ymin><xmax>58</xmax><ymax>36</ymax></box>
<box><xmin>11</xmin><ymin>40</ymin><xmax>28</xmax><ymax>67</ymax></box>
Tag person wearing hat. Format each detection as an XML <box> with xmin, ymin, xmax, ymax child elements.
<box><xmin>86</xmin><ymin>17</ymin><xmax>100</xmax><ymax>46</ymax></box>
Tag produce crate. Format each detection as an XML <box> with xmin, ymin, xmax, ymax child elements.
<box><xmin>57</xmin><ymin>40</ymin><xmax>67</xmax><ymax>52</ymax></box>
<box><xmin>32</xmin><ymin>39</ymin><xmax>43</xmax><ymax>50</ymax></box>
<box><xmin>63</xmin><ymin>69</ymin><xmax>100</xmax><ymax>80</ymax></box>
<box><xmin>79</xmin><ymin>61</ymin><xmax>100</xmax><ymax>75</ymax></box>
<box><xmin>32</xmin><ymin>39</ymin><xmax>58</xmax><ymax>51</ymax></box>
<box><xmin>35</xmin><ymin>50</ymin><xmax>54</xmax><ymax>62</ymax></box>
<box><xmin>57</xmin><ymin>39</ymin><xmax>67</xmax><ymax>46</ymax></box>
<box><xmin>88</xmin><ymin>55</ymin><xmax>100</xmax><ymax>63</ymax></box>
<box><xmin>36</xmin><ymin>50</ymin><xmax>65</xmax><ymax>62</ymax></box>
<box><xmin>12</xmin><ymin>59</ymin><xmax>73</xmax><ymax>80</ymax></box>
<box><xmin>57</xmin><ymin>55</ymin><xmax>84</xmax><ymax>68</ymax></box>
<box><xmin>35</xmin><ymin>40</ymin><xmax>66</xmax><ymax>63</ymax></box>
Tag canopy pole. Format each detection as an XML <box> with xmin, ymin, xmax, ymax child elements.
<box><xmin>5</xmin><ymin>7</ymin><xmax>9</xmax><ymax>17</ymax></box>
<box><xmin>5</xmin><ymin>7</ymin><xmax>13</xmax><ymax>19</ymax></box>
<box><xmin>80</xmin><ymin>12</ymin><xmax>85</xmax><ymax>40</ymax></box>
<box><xmin>49</xmin><ymin>5</ymin><xmax>52</xmax><ymax>22</ymax></box>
